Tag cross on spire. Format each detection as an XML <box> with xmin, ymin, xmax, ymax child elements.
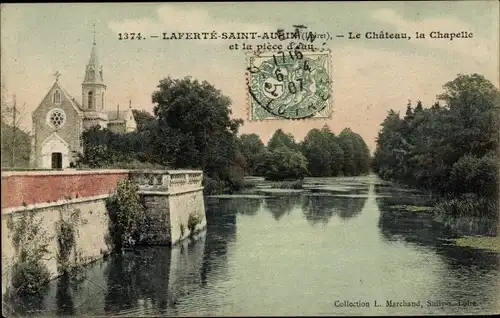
<box><xmin>93</xmin><ymin>23</ymin><xmax>96</xmax><ymax>45</ymax></box>
<box><xmin>54</xmin><ymin>71</ymin><xmax>61</xmax><ymax>82</ymax></box>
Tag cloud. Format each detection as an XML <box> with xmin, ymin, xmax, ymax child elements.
<box><xmin>371</xmin><ymin>8</ymin><xmax>497</xmax><ymax>62</ymax></box>
<box><xmin>108</xmin><ymin>5</ymin><xmax>275</xmax><ymax>43</ymax></box>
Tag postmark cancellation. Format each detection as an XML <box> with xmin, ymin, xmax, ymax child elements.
<box><xmin>246</xmin><ymin>49</ymin><xmax>334</xmax><ymax>121</ymax></box>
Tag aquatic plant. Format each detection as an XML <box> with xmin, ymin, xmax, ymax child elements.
<box><xmin>453</xmin><ymin>236</ymin><xmax>500</xmax><ymax>252</ymax></box>
<box><xmin>269</xmin><ymin>179</ymin><xmax>304</xmax><ymax>189</ymax></box>
<box><xmin>7</xmin><ymin>210</ymin><xmax>51</xmax><ymax>296</ymax></box>
<box><xmin>433</xmin><ymin>194</ymin><xmax>497</xmax><ymax>219</ymax></box>
<box><xmin>389</xmin><ymin>205</ymin><xmax>433</xmax><ymax>213</ymax></box>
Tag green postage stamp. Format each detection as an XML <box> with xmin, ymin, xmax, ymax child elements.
<box><xmin>247</xmin><ymin>49</ymin><xmax>333</xmax><ymax>121</ymax></box>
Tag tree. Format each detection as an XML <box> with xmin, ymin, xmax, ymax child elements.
<box><xmin>238</xmin><ymin>133</ymin><xmax>265</xmax><ymax>175</ymax></box>
<box><xmin>372</xmin><ymin>73</ymin><xmax>499</xmax><ymax>219</ymax></box>
<box><xmin>302</xmin><ymin>128</ymin><xmax>332</xmax><ymax>176</ymax></box>
<box><xmin>301</xmin><ymin>127</ymin><xmax>347</xmax><ymax>177</ymax></box>
<box><xmin>132</xmin><ymin>109</ymin><xmax>156</xmax><ymax>132</ymax></box>
<box><xmin>260</xmin><ymin>146</ymin><xmax>308</xmax><ymax>181</ymax></box>
<box><xmin>1</xmin><ymin>91</ymin><xmax>31</xmax><ymax>168</ymax></box>
<box><xmin>151</xmin><ymin>76</ymin><xmax>244</xmax><ymax>193</ymax></box>
<box><xmin>267</xmin><ymin>129</ymin><xmax>297</xmax><ymax>151</ymax></box>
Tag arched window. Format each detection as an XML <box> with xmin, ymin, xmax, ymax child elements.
<box><xmin>88</xmin><ymin>91</ymin><xmax>94</xmax><ymax>110</ymax></box>
<box><xmin>101</xmin><ymin>92</ymin><xmax>105</xmax><ymax>110</ymax></box>
<box><xmin>53</xmin><ymin>90</ymin><xmax>61</xmax><ymax>104</ymax></box>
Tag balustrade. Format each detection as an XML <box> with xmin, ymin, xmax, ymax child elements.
<box><xmin>129</xmin><ymin>170</ymin><xmax>203</xmax><ymax>192</ymax></box>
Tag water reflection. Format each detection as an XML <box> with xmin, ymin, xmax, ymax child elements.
<box><xmin>4</xmin><ymin>233</ymin><xmax>209</xmax><ymax>317</ymax></box>
<box><xmin>375</xmin><ymin>183</ymin><xmax>500</xmax><ymax>312</ymax></box>
<box><xmin>201</xmin><ymin>197</ymin><xmax>238</xmax><ymax>286</ymax></box>
<box><xmin>301</xmin><ymin>179</ymin><xmax>369</xmax><ymax>225</ymax></box>
<box><xmin>376</xmin><ymin>188</ymin><xmax>500</xmax><ymax>270</ymax></box>
<box><xmin>103</xmin><ymin>246</ymin><xmax>172</xmax><ymax>313</ymax></box>
<box><xmin>264</xmin><ymin>195</ymin><xmax>303</xmax><ymax>221</ymax></box>
<box><xmin>375</xmin><ymin>184</ymin><xmax>499</xmax><ymax>267</ymax></box>
<box><xmin>301</xmin><ymin>195</ymin><xmax>336</xmax><ymax>225</ymax></box>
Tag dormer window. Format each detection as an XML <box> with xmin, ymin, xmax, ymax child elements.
<box><xmin>53</xmin><ymin>89</ymin><xmax>61</xmax><ymax>104</ymax></box>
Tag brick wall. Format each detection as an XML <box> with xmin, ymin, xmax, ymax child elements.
<box><xmin>1</xmin><ymin>170</ymin><xmax>129</xmax><ymax>209</ymax></box>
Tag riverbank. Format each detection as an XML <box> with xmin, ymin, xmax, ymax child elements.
<box><xmin>376</xmin><ymin>179</ymin><xmax>498</xmax><ymax>251</ymax></box>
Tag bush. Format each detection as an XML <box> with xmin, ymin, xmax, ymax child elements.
<box><xmin>105</xmin><ymin>179</ymin><xmax>146</xmax><ymax>251</ymax></box>
<box><xmin>11</xmin><ymin>261</ymin><xmax>51</xmax><ymax>295</ymax></box>
<box><xmin>447</xmin><ymin>153</ymin><xmax>498</xmax><ymax>197</ymax></box>
<box><xmin>202</xmin><ymin>165</ymin><xmax>245</xmax><ymax>195</ymax></box>
<box><xmin>260</xmin><ymin>147</ymin><xmax>308</xmax><ymax>181</ymax></box>
<box><xmin>203</xmin><ymin>174</ymin><xmax>226</xmax><ymax>195</ymax></box>
<box><xmin>6</xmin><ymin>211</ymin><xmax>52</xmax><ymax>297</ymax></box>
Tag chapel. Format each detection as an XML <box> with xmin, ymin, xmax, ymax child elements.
<box><xmin>30</xmin><ymin>32</ymin><xmax>137</xmax><ymax>169</ymax></box>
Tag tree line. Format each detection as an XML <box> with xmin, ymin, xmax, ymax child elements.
<box><xmin>238</xmin><ymin>126</ymin><xmax>371</xmax><ymax>181</ymax></box>
<box><xmin>76</xmin><ymin>76</ymin><xmax>372</xmax><ymax>194</ymax></box>
<box><xmin>372</xmin><ymin>73</ymin><xmax>499</xmax><ymax>220</ymax></box>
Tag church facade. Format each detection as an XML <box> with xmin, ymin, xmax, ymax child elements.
<box><xmin>30</xmin><ymin>38</ymin><xmax>137</xmax><ymax>169</ymax></box>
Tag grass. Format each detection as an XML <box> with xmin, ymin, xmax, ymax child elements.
<box><xmin>453</xmin><ymin>236</ymin><xmax>500</xmax><ymax>252</ymax></box>
<box><xmin>389</xmin><ymin>205</ymin><xmax>433</xmax><ymax>213</ymax></box>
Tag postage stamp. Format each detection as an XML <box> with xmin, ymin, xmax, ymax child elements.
<box><xmin>247</xmin><ymin>49</ymin><xmax>333</xmax><ymax>121</ymax></box>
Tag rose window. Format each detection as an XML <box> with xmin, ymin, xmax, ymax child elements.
<box><xmin>47</xmin><ymin>109</ymin><xmax>66</xmax><ymax>129</ymax></box>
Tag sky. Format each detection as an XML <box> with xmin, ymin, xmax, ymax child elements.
<box><xmin>1</xmin><ymin>1</ymin><xmax>499</xmax><ymax>152</ymax></box>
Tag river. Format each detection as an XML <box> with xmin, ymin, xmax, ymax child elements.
<box><xmin>6</xmin><ymin>175</ymin><xmax>500</xmax><ymax>316</ymax></box>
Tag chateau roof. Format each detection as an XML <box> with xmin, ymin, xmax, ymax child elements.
<box><xmin>107</xmin><ymin>110</ymin><xmax>131</xmax><ymax>122</ymax></box>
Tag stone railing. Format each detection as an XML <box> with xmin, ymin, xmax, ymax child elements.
<box><xmin>129</xmin><ymin>170</ymin><xmax>203</xmax><ymax>192</ymax></box>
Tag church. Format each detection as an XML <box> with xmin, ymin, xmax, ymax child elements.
<box><xmin>30</xmin><ymin>35</ymin><xmax>137</xmax><ymax>169</ymax></box>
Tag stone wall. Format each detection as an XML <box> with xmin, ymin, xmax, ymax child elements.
<box><xmin>1</xmin><ymin>195</ymin><xmax>111</xmax><ymax>297</ymax></box>
<box><xmin>1</xmin><ymin>170</ymin><xmax>128</xmax><ymax>298</ymax></box>
<box><xmin>1</xmin><ymin>169</ymin><xmax>206</xmax><ymax>298</ymax></box>
<box><xmin>169</xmin><ymin>189</ymin><xmax>207</xmax><ymax>245</ymax></box>
<box><xmin>132</xmin><ymin>170</ymin><xmax>206</xmax><ymax>246</ymax></box>
<box><xmin>140</xmin><ymin>194</ymin><xmax>171</xmax><ymax>245</ymax></box>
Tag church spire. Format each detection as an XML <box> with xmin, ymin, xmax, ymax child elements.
<box><xmin>82</xmin><ymin>24</ymin><xmax>107</xmax><ymax>114</ymax></box>
<box><xmin>83</xmin><ymin>24</ymin><xmax>103</xmax><ymax>85</ymax></box>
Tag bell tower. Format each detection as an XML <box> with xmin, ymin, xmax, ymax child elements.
<box><xmin>82</xmin><ymin>24</ymin><xmax>108</xmax><ymax>129</ymax></box>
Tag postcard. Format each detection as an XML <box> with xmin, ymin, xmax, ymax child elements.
<box><xmin>1</xmin><ymin>1</ymin><xmax>499</xmax><ymax>317</ymax></box>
